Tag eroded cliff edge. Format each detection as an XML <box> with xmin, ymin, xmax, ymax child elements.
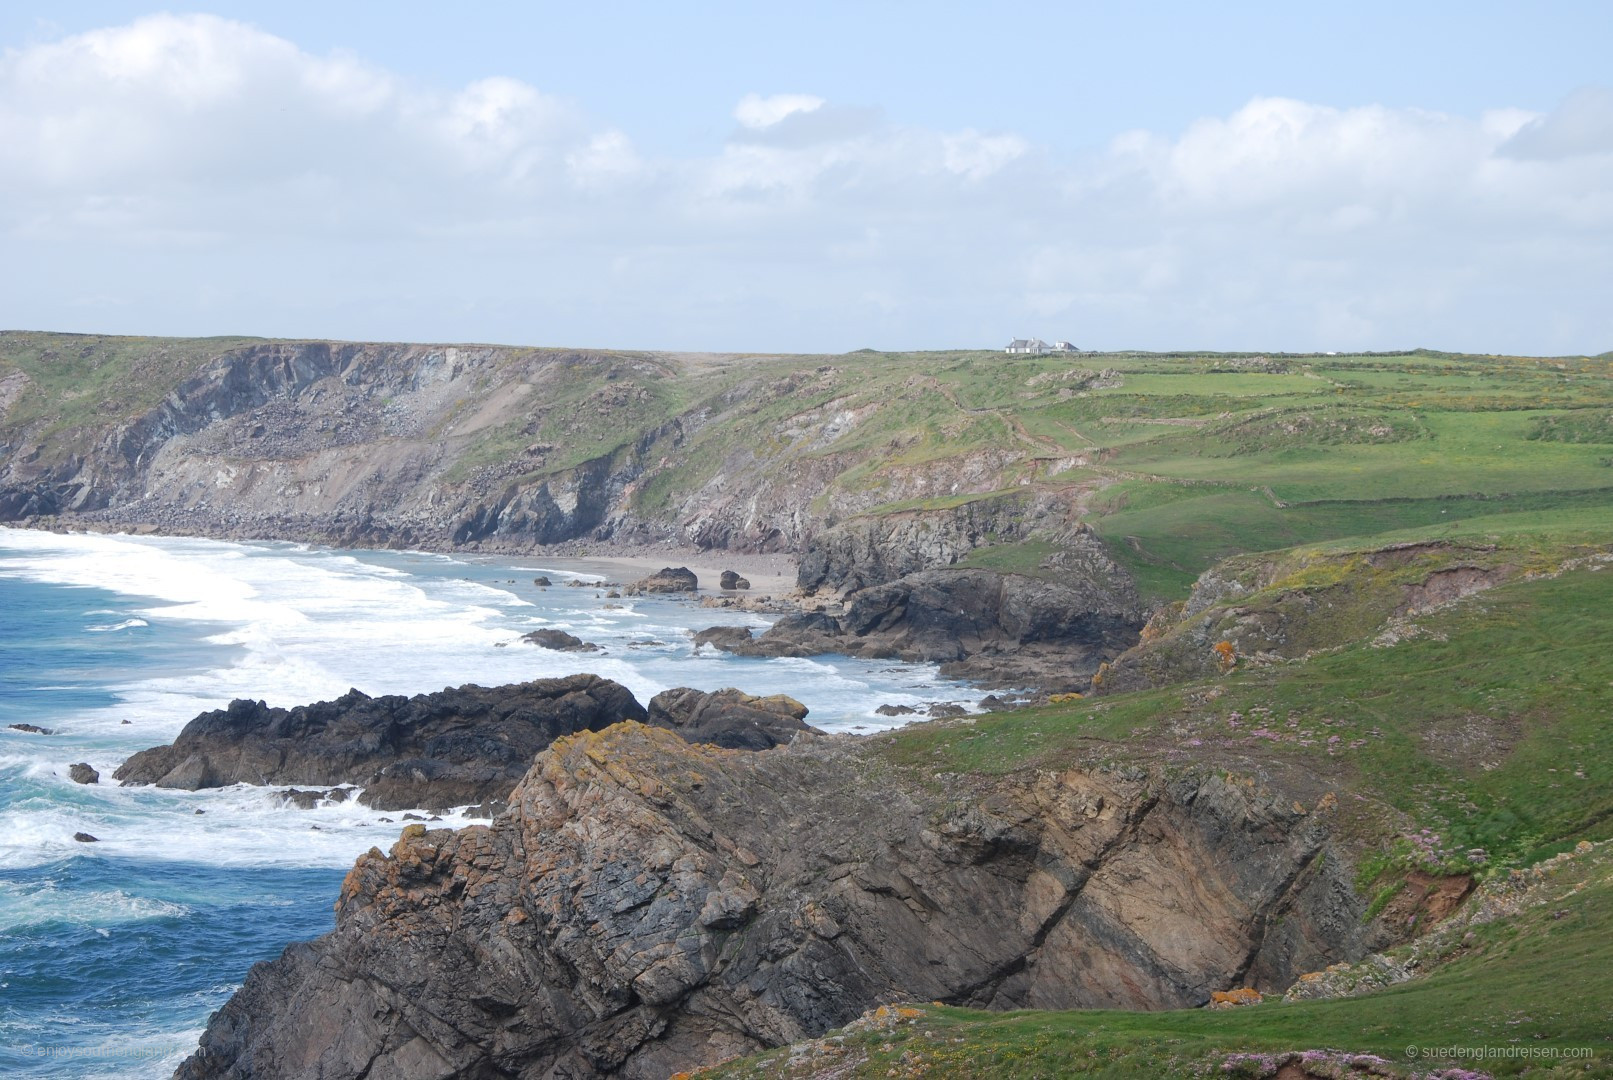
<box><xmin>177</xmin><ymin>723</ymin><xmax>1375</xmax><ymax>1080</ymax></box>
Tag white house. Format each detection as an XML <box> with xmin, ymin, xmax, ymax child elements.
<box><xmin>1005</xmin><ymin>337</ymin><xmax>1080</xmax><ymax>354</ymax></box>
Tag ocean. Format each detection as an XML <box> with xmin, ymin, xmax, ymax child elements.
<box><xmin>0</xmin><ymin>527</ymin><xmax>966</xmax><ymax>1077</ymax></box>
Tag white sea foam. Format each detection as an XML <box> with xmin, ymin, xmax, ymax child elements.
<box><xmin>0</xmin><ymin>527</ymin><xmax>976</xmax><ymax>874</ymax></box>
<box><xmin>86</xmin><ymin>618</ymin><xmax>150</xmax><ymax>632</ymax></box>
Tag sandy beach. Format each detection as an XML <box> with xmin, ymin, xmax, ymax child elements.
<box><xmin>516</xmin><ymin>547</ymin><xmax>799</xmax><ymax>596</ymax></box>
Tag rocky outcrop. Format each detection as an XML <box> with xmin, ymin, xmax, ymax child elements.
<box><xmin>113</xmin><ymin>676</ymin><xmax>648</xmax><ymax>812</ymax></box>
<box><xmin>691</xmin><ymin>625</ymin><xmax>759</xmax><ymax>651</ymax></box>
<box><xmin>69</xmin><ymin>762</ymin><xmax>99</xmax><ymax>784</ymax></box>
<box><xmin>174</xmin><ymin>723</ymin><xmax>1374</xmax><ymax>1080</ymax></box>
<box><xmin>712</xmin><ymin>567</ymin><xmax>1143</xmax><ymax>691</ymax></box>
<box><xmin>646</xmin><ymin>687</ymin><xmax>820</xmax><ymax>750</ymax></box>
<box><xmin>1097</xmin><ymin>540</ymin><xmax>1515</xmax><ymax>696</ymax></box>
<box><xmin>796</xmin><ymin>491</ymin><xmax>1072</xmax><ymax>594</ymax></box>
<box><xmin>522</xmin><ymin>628</ymin><xmax>602</xmax><ymax>652</ymax></box>
<box><xmin>627</xmin><ymin>566</ymin><xmax>699</xmax><ymax>594</ymax></box>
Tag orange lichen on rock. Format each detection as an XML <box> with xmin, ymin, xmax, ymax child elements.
<box><xmin>1208</xmin><ymin>987</ymin><xmax>1263</xmax><ymax>1008</ymax></box>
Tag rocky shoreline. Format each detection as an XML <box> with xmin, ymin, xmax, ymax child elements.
<box><xmin>115</xmin><ymin>678</ymin><xmax>822</xmax><ymax>814</ymax></box>
<box><xmin>172</xmin><ymin>722</ymin><xmax>1374</xmax><ymax>1080</ymax></box>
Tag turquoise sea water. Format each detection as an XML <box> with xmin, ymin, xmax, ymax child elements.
<box><xmin>0</xmin><ymin>528</ymin><xmax>969</xmax><ymax>1077</ymax></box>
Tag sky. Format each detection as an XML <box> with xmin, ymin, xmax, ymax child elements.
<box><xmin>1</xmin><ymin>2</ymin><xmax>1611</xmax><ymax>355</ymax></box>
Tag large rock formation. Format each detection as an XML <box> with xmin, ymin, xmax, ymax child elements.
<box><xmin>646</xmin><ymin>687</ymin><xmax>820</xmax><ymax>750</ymax></box>
<box><xmin>174</xmin><ymin>723</ymin><xmax>1373</xmax><ymax>1080</ymax></box>
<box><xmin>114</xmin><ymin>676</ymin><xmax>648</xmax><ymax>812</ymax></box>
<box><xmin>711</xmin><ymin>566</ymin><xmax>1144</xmax><ymax>691</ymax></box>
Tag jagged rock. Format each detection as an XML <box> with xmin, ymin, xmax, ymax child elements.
<box><xmin>113</xmin><ymin>676</ymin><xmax>648</xmax><ymax>811</ymax></box>
<box><xmin>8</xmin><ymin>723</ymin><xmax>52</xmax><ymax>734</ymax></box>
<box><xmin>73</xmin><ymin>832</ymin><xmax>98</xmax><ymax>843</ymax></box>
<box><xmin>875</xmin><ymin>704</ymin><xmax>917</xmax><ymax>716</ymax></box>
<box><xmin>647</xmin><ymin>688</ymin><xmax>820</xmax><ymax>750</ymax></box>
<box><xmin>68</xmin><ymin>762</ymin><xmax>99</xmax><ymax>784</ymax></box>
<box><xmin>532</xmin><ymin>576</ymin><xmax>552</xmax><ymax>587</ymax></box>
<box><xmin>627</xmin><ymin>566</ymin><xmax>699</xmax><ymax>594</ymax></box>
<box><xmin>173</xmin><ymin>724</ymin><xmax>1375</xmax><ymax>1080</ymax></box>
<box><xmin>719</xmin><ymin>570</ymin><xmax>751</xmax><ymax>590</ymax></box>
<box><xmin>720</xmin><ymin>568</ymin><xmax>1143</xmax><ymax>691</ymax></box>
<box><xmin>692</xmin><ymin>625</ymin><xmax>756</xmax><ymax>651</ymax></box>
<box><xmin>521</xmin><ymin>628</ymin><xmax>602</xmax><ymax>652</ymax></box>
<box><xmin>278</xmin><ymin>789</ymin><xmax>336</xmax><ymax>810</ymax></box>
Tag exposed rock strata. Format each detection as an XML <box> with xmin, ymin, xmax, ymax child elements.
<box><xmin>175</xmin><ymin>723</ymin><xmax>1373</xmax><ymax>1080</ymax></box>
<box><xmin>114</xmin><ymin>676</ymin><xmax>647</xmax><ymax>812</ymax></box>
<box><xmin>711</xmin><ymin>566</ymin><xmax>1143</xmax><ymax>691</ymax></box>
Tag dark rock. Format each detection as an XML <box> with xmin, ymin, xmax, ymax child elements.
<box><xmin>532</xmin><ymin>576</ymin><xmax>552</xmax><ymax>587</ymax></box>
<box><xmin>719</xmin><ymin>570</ymin><xmax>751</xmax><ymax>590</ymax></box>
<box><xmin>121</xmin><ymin>719</ymin><xmax>132</xmax><ymax>725</ymax></box>
<box><xmin>521</xmin><ymin>628</ymin><xmax>602</xmax><ymax>653</ymax></box>
<box><xmin>647</xmin><ymin>688</ymin><xmax>821</xmax><ymax>750</ymax></box>
<box><xmin>68</xmin><ymin>762</ymin><xmax>100</xmax><ymax>785</ymax></box>
<box><xmin>73</xmin><ymin>832</ymin><xmax>98</xmax><ymax>843</ymax></box>
<box><xmin>8</xmin><ymin>723</ymin><xmax>52</xmax><ymax>735</ymax></box>
<box><xmin>605</xmin><ymin>590</ymin><xmax>621</xmax><ymax>598</ymax></box>
<box><xmin>174</xmin><ymin>725</ymin><xmax>1376</xmax><ymax>1080</ymax></box>
<box><xmin>691</xmin><ymin>625</ymin><xmax>756</xmax><ymax>651</ymax></box>
<box><xmin>627</xmin><ymin>566</ymin><xmax>698</xmax><ymax>594</ymax></box>
<box><xmin>723</xmin><ymin>568</ymin><xmax>1144</xmax><ymax>691</ymax></box>
<box><xmin>279</xmin><ymin>789</ymin><xmax>325</xmax><ymax>810</ymax></box>
<box><xmin>875</xmin><ymin>704</ymin><xmax>917</xmax><ymax>716</ymax></box>
<box><xmin>113</xmin><ymin>676</ymin><xmax>649</xmax><ymax>811</ymax></box>
<box><xmin>927</xmin><ymin>703</ymin><xmax>968</xmax><ymax>718</ymax></box>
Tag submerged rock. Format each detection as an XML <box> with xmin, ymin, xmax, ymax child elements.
<box><xmin>8</xmin><ymin>723</ymin><xmax>53</xmax><ymax>735</ymax></box>
<box><xmin>521</xmin><ymin>628</ymin><xmax>602</xmax><ymax>652</ymax></box>
<box><xmin>692</xmin><ymin>625</ymin><xmax>755</xmax><ymax>651</ymax></box>
<box><xmin>73</xmin><ymin>832</ymin><xmax>98</xmax><ymax>843</ymax></box>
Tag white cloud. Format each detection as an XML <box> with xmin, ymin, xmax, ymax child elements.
<box><xmin>0</xmin><ymin>14</ymin><xmax>1610</xmax><ymax>355</ymax></box>
<box><xmin>733</xmin><ymin>92</ymin><xmax>824</xmax><ymax>129</ymax></box>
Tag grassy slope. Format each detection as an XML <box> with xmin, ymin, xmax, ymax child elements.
<box><xmin>6</xmin><ymin>337</ymin><xmax>1610</xmax><ymax>594</ymax></box>
<box><xmin>702</xmin><ymin>559</ymin><xmax>1613</xmax><ymax>1078</ymax></box>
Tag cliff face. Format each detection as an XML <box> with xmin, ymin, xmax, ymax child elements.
<box><xmin>177</xmin><ymin>724</ymin><xmax>1372</xmax><ymax>1080</ymax></box>
<box><xmin>0</xmin><ymin>335</ymin><xmax>1118</xmax><ymax>596</ymax></box>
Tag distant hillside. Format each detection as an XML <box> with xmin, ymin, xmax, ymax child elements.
<box><xmin>3</xmin><ymin>332</ymin><xmax>1612</xmax><ymax>601</ymax></box>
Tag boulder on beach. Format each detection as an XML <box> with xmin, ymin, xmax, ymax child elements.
<box><xmin>719</xmin><ymin>570</ymin><xmax>751</xmax><ymax>590</ymax></box>
<box><xmin>627</xmin><ymin>566</ymin><xmax>698</xmax><ymax>594</ymax></box>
